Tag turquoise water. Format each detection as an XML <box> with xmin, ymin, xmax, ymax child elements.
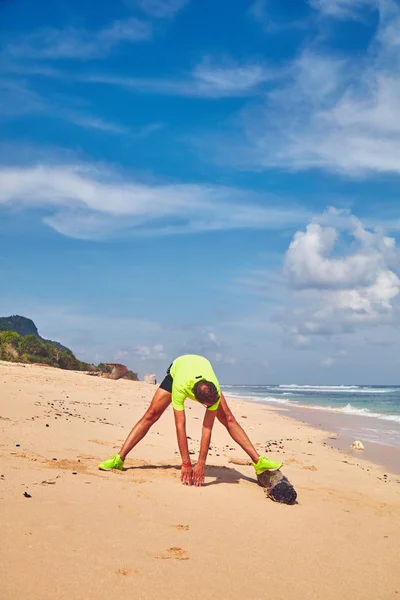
<box><xmin>222</xmin><ymin>384</ymin><xmax>400</xmax><ymax>447</ymax></box>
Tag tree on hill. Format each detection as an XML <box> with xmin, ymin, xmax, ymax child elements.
<box><xmin>0</xmin><ymin>315</ymin><xmax>70</xmax><ymax>352</ymax></box>
<box><xmin>125</xmin><ymin>370</ymin><xmax>139</xmax><ymax>381</ymax></box>
<box><xmin>0</xmin><ymin>315</ymin><xmax>38</xmax><ymax>336</ymax></box>
<box><xmin>0</xmin><ymin>330</ymin><xmax>86</xmax><ymax>370</ymax></box>
<box><xmin>0</xmin><ymin>328</ymin><xmax>136</xmax><ymax>379</ymax></box>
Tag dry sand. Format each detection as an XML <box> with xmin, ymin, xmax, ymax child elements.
<box><xmin>1</xmin><ymin>361</ymin><xmax>399</xmax><ymax>600</ymax></box>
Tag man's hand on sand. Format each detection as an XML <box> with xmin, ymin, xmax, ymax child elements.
<box><xmin>181</xmin><ymin>464</ymin><xmax>193</xmax><ymax>485</ymax></box>
<box><xmin>192</xmin><ymin>463</ymin><xmax>205</xmax><ymax>487</ymax></box>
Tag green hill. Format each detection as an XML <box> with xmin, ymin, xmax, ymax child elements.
<box><xmin>0</xmin><ymin>315</ymin><xmax>69</xmax><ymax>352</ymax></box>
<box><xmin>0</xmin><ymin>315</ymin><xmax>138</xmax><ymax>379</ymax></box>
<box><xmin>0</xmin><ymin>314</ymin><xmax>90</xmax><ymax>370</ymax></box>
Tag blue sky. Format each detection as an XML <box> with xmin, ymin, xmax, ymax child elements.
<box><xmin>1</xmin><ymin>0</ymin><xmax>400</xmax><ymax>384</ymax></box>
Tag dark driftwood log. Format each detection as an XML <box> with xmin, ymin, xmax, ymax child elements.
<box><xmin>257</xmin><ymin>470</ymin><xmax>297</xmax><ymax>505</ymax></box>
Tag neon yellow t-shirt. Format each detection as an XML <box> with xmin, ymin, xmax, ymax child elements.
<box><xmin>170</xmin><ymin>354</ymin><xmax>221</xmax><ymax>411</ymax></box>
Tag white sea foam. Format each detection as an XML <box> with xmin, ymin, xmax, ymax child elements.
<box><xmin>223</xmin><ymin>389</ymin><xmax>400</xmax><ymax>424</ymax></box>
<box><xmin>224</xmin><ymin>384</ymin><xmax>397</xmax><ymax>394</ymax></box>
<box><xmin>278</xmin><ymin>384</ymin><xmax>360</xmax><ymax>390</ymax></box>
<box><xmin>226</xmin><ymin>392</ymin><xmax>289</xmax><ymax>405</ymax></box>
<box><xmin>295</xmin><ymin>402</ymin><xmax>400</xmax><ymax>424</ymax></box>
<box><xmin>275</xmin><ymin>385</ymin><xmax>395</xmax><ymax>394</ymax></box>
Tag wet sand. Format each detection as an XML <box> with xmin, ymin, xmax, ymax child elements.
<box><xmin>279</xmin><ymin>404</ymin><xmax>400</xmax><ymax>475</ymax></box>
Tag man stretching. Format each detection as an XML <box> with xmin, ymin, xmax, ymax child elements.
<box><xmin>99</xmin><ymin>354</ymin><xmax>282</xmax><ymax>486</ymax></box>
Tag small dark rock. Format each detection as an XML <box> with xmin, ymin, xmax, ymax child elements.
<box><xmin>16</xmin><ymin>444</ymin><xmax>20</xmax><ymax>447</ymax></box>
<box><xmin>24</xmin><ymin>492</ymin><xmax>32</xmax><ymax>498</ymax></box>
<box><xmin>45</xmin><ymin>424</ymin><xmax>49</xmax><ymax>427</ymax></box>
<box><xmin>72</xmin><ymin>472</ymin><xmax>77</xmax><ymax>475</ymax></box>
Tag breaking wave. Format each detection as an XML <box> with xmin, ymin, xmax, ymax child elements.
<box><xmin>224</xmin><ymin>390</ymin><xmax>400</xmax><ymax>424</ymax></box>
<box><xmin>275</xmin><ymin>385</ymin><xmax>395</xmax><ymax>394</ymax></box>
<box><xmin>302</xmin><ymin>402</ymin><xmax>400</xmax><ymax>423</ymax></box>
<box><xmin>226</xmin><ymin>393</ymin><xmax>289</xmax><ymax>405</ymax></box>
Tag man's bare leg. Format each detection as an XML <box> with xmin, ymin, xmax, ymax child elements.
<box><xmin>119</xmin><ymin>388</ymin><xmax>171</xmax><ymax>460</ymax></box>
<box><xmin>216</xmin><ymin>393</ymin><xmax>259</xmax><ymax>463</ymax></box>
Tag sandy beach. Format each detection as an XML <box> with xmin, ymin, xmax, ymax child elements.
<box><xmin>1</xmin><ymin>361</ymin><xmax>399</xmax><ymax>600</ymax></box>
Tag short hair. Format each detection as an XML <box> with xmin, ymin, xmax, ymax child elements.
<box><xmin>193</xmin><ymin>380</ymin><xmax>220</xmax><ymax>405</ymax></box>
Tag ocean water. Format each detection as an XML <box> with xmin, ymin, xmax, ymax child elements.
<box><xmin>222</xmin><ymin>384</ymin><xmax>400</xmax><ymax>448</ymax></box>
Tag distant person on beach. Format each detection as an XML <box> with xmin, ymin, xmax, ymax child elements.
<box><xmin>99</xmin><ymin>354</ymin><xmax>282</xmax><ymax>486</ymax></box>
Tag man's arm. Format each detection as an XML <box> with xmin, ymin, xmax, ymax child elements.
<box><xmin>193</xmin><ymin>409</ymin><xmax>217</xmax><ymax>487</ymax></box>
<box><xmin>173</xmin><ymin>409</ymin><xmax>193</xmax><ymax>485</ymax></box>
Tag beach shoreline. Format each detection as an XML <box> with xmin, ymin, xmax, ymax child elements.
<box><xmin>222</xmin><ymin>385</ymin><xmax>400</xmax><ymax>475</ymax></box>
<box><xmin>1</xmin><ymin>361</ymin><xmax>399</xmax><ymax>600</ymax></box>
<box><xmin>257</xmin><ymin>403</ymin><xmax>400</xmax><ymax>475</ymax></box>
<box><xmin>281</xmin><ymin>403</ymin><xmax>400</xmax><ymax>475</ymax></box>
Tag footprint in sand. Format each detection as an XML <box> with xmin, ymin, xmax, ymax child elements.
<box><xmin>301</xmin><ymin>465</ymin><xmax>318</xmax><ymax>471</ymax></box>
<box><xmin>116</xmin><ymin>568</ymin><xmax>140</xmax><ymax>576</ymax></box>
<box><xmin>228</xmin><ymin>458</ymin><xmax>252</xmax><ymax>466</ymax></box>
<box><xmin>153</xmin><ymin>547</ymin><xmax>189</xmax><ymax>560</ymax></box>
<box><xmin>174</xmin><ymin>524</ymin><xmax>189</xmax><ymax>531</ymax></box>
<box><xmin>45</xmin><ymin>458</ymin><xmax>88</xmax><ymax>473</ymax></box>
<box><xmin>89</xmin><ymin>439</ymin><xmax>114</xmax><ymax>447</ymax></box>
<box><xmin>119</xmin><ymin>505</ymin><xmax>137</xmax><ymax>516</ymax></box>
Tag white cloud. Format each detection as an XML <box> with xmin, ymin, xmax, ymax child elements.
<box><xmin>193</xmin><ymin>61</ymin><xmax>275</xmax><ymax>96</ymax></box>
<box><xmin>0</xmin><ymin>162</ymin><xmax>309</xmax><ymax>240</ymax></box>
<box><xmin>0</xmin><ymin>80</ymin><xmax>130</xmax><ymax>134</ymax></box>
<box><xmin>208</xmin><ymin>332</ymin><xmax>220</xmax><ymax>347</ymax></box>
<box><xmin>283</xmin><ymin>210</ymin><xmax>400</xmax><ymax>341</ymax></box>
<box><xmin>322</xmin><ymin>349</ymin><xmax>348</xmax><ymax>367</ymax></box>
<box><xmin>85</xmin><ymin>59</ymin><xmax>277</xmax><ymax>98</ymax></box>
<box><xmin>62</xmin><ymin>111</ymin><xmax>129</xmax><ymax>134</ymax></box>
<box><xmin>249</xmin><ymin>0</ymin><xmax>309</xmax><ymax>33</ymax></box>
<box><xmin>0</xmin><ymin>80</ymin><xmax>45</xmax><ymax>116</ymax></box>
<box><xmin>284</xmin><ymin>217</ymin><xmax>396</xmax><ymax>290</ymax></box>
<box><xmin>309</xmin><ymin>0</ymin><xmax>377</xmax><ymax>19</ymax></box>
<box><xmin>3</xmin><ymin>18</ymin><xmax>151</xmax><ymax>61</ymax></box>
<box><xmin>135</xmin><ymin>0</ymin><xmax>190</xmax><ymax>18</ymax></box>
<box><xmin>215</xmin><ymin>353</ymin><xmax>237</xmax><ymax>365</ymax></box>
<box><xmin>249</xmin><ymin>0</ymin><xmax>269</xmax><ymax>21</ymax></box>
<box><xmin>134</xmin><ymin>344</ymin><xmax>167</xmax><ymax>360</ymax></box>
<box><xmin>322</xmin><ymin>357</ymin><xmax>335</xmax><ymax>367</ymax></box>
<box><xmin>0</xmin><ymin>78</ymin><xmax>161</xmax><ymax>136</ymax></box>
<box><xmin>3</xmin><ymin>56</ymin><xmax>278</xmax><ymax>99</ymax></box>
<box><xmin>224</xmin><ymin>0</ymin><xmax>400</xmax><ymax>176</ymax></box>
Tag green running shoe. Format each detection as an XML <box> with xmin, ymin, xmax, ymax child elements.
<box><xmin>98</xmin><ymin>454</ymin><xmax>124</xmax><ymax>471</ymax></box>
<box><xmin>253</xmin><ymin>456</ymin><xmax>283</xmax><ymax>475</ymax></box>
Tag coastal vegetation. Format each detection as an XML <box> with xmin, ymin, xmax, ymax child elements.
<box><xmin>0</xmin><ymin>315</ymin><xmax>138</xmax><ymax>380</ymax></box>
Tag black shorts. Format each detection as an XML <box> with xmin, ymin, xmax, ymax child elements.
<box><xmin>159</xmin><ymin>364</ymin><xmax>173</xmax><ymax>393</ymax></box>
